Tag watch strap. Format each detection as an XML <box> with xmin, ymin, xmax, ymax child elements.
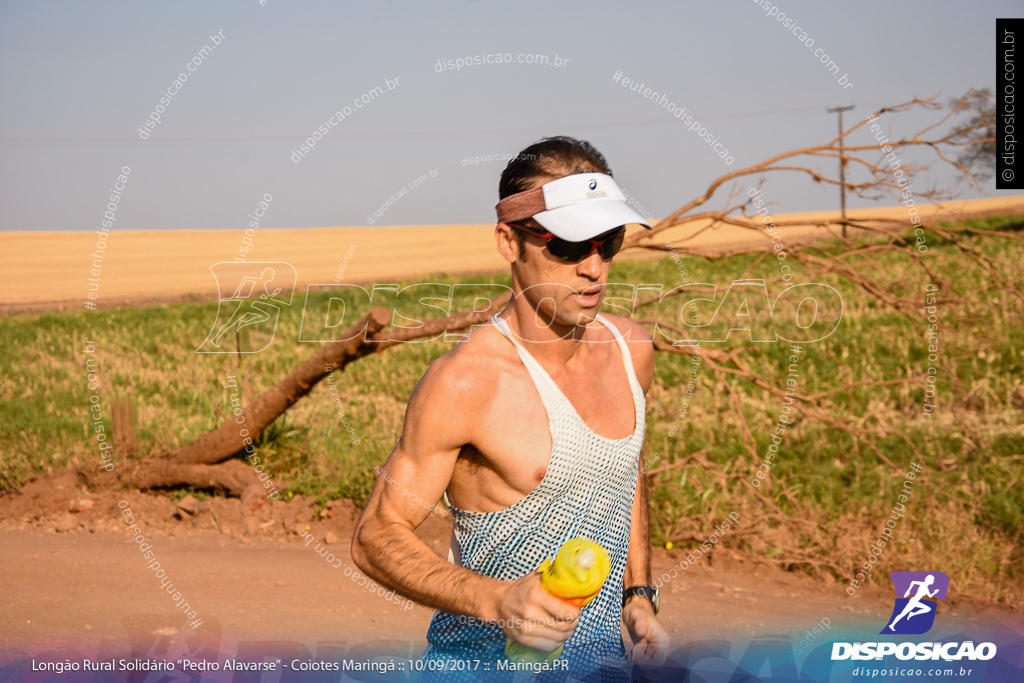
<box><xmin>622</xmin><ymin>585</ymin><xmax>659</xmax><ymax>614</ymax></box>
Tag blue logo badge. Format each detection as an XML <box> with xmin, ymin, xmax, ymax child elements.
<box><xmin>881</xmin><ymin>571</ymin><xmax>949</xmax><ymax>635</ymax></box>
<box><xmin>589</xmin><ymin>179</ymin><xmax>597</xmax><ymax>190</ymax></box>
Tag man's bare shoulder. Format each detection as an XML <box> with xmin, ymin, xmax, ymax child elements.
<box><xmin>600</xmin><ymin>313</ymin><xmax>655</xmax><ymax>393</ymax></box>
<box><xmin>601</xmin><ymin>313</ymin><xmax>653</xmax><ymax>345</ymax></box>
<box><xmin>410</xmin><ymin>321</ymin><xmax>517</xmax><ymax>412</ymax></box>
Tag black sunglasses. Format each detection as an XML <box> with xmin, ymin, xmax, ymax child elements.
<box><xmin>508</xmin><ymin>223</ymin><xmax>626</xmax><ymax>263</ymax></box>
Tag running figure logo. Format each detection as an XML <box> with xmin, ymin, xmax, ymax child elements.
<box><xmin>880</xmin><ymin>571</ymin><xmax>949</xmax><ymax>635</ymax></box>
<box><xmin>196</xmin><ymin>262</ymin><xmax>296</xmax><ymax>354</ymax></box>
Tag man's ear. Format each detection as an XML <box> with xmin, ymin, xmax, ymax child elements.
<box><xmin>495</xmin><ymin>222</ymin><xmax>519</xmax><ymax>264</ymax></box>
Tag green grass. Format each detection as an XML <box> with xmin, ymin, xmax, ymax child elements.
<box><xmin>2</xmin><ymin>215</ymin><xmax>1022</xmax><ymax>601</ymax></box>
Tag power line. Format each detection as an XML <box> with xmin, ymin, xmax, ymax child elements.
<box><xmin>0</xmin><ymin>102</ymin><xmax>897</xmax><ymax>145</ymax></box>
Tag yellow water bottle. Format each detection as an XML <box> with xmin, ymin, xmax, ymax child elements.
<box><xmin>504</xmin><ymin>538</ymin><xmax>611</xmax><ymax>664</ymax></box>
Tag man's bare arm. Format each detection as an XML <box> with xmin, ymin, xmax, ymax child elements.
<box><xmin>614</xmin><ymin>314</ymin><xmax>656</xmax><ymax>592</ymax></box>
<box><xmin>615</xmin><ymin>316</ymin><xmax>669</xmax><ymax>662</ymax></box>
<box><xmin>623</xmin><ymin>460</ymin><xmax>653</xmax><ymax>591</ymax></box>
<box><xmin>351</xmin><ymin>355</ymin><xmax>579</xmax><ymax>650</ymax></box>
<box><xmin>353</xmin><ymin>444</ymin><xmax>502</xmax><ymax>619</ymax></box>
<box><xmin>621</xmin><ymin>452</ymin><xmax>670</xmax><ymax>663</ymax></box>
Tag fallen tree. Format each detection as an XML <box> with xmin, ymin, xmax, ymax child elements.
<box><xmin>67</xmin><ymin>92</ymin><xmax>1021</xmax><ymax>514</ymax></box>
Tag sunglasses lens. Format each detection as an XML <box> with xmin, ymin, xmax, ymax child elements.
<box><xmin>601</xmin><ymin>231</ymin><xmax>625</xmax><ymax>258</ymax></box>
<box><xmin>545</xmin><ymin>229</ymin><xmax>626</xmax><ymax>262</ymax></box>
<box><xmin>547</xmin><ymin>238</ymin><xmax>593</xmax><ymax>262</ymax></box>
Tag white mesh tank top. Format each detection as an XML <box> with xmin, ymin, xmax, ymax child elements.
<box><xmin>422</xmin><ymin>313</ymin><xmax>646</xmax><ymax>682</ymax></box>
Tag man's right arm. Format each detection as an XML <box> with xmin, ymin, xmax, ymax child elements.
<box><xmin>350</xmin><ymin>355</ymin><xmax>579</xmax><ymax>651</ymax></box>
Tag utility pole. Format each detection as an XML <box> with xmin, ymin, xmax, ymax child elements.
<box><xmin>828</xmin><ymin>104</ymin><xmax>855</xmax><ymax>238</ymax></box>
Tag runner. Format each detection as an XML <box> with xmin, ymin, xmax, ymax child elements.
<box><xmin>352</xmin><ymin>136</ymin><xmax>669</xmax><ymax>681</ymax></box>
<box><xmin>888</xmin><ymin>574</ymin><xmax>939</xmax><ymax>631</ymax></box>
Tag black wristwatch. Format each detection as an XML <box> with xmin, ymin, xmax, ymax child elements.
<box><xmin>622</xmin><ymin>585</ymin><xmax>660</xmax><ymax>614</ymax></box>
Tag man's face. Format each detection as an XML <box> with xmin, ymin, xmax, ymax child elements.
<box><xmin>503</xmin><ymin>217</ymin><xmax>618</xmax><ymax>329</ymax></box>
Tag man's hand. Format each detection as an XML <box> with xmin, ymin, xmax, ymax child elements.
<box><xmin>497</xmin><ymin>572</ymin><xmax>581</xmax><ymax>652</ymax></box>
<box><xmin>623</xmin><ymin>599</ymin><xmax>669</xmax><ymax>666</ymax></box>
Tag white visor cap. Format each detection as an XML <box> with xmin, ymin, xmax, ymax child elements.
<box><xmin>510</xmin><ymin>173</ymin><xmax>653</xmax><ymax>241</ymax></box>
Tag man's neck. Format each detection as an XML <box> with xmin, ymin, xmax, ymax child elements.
<box><xmin>499</xmin><ymin>300</ymin><xmax>598</xmax><ymax>366</ymax></box>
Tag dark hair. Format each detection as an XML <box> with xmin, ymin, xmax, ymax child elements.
<box><xmin>499</xmin><ymin>136</ymin><xmax>612</xmax><ymax>258</ymax></box>
<box><xmin>499</xmin><ymin>136</ymin><xmax>612</xmax><ymax>199</ymax></box>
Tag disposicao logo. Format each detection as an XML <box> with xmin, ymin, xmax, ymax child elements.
<box><xmin>831</xmin><ymin>570</ymin><xmax>998</xmax><ymax>663</ymax></box>
<box><xmin>881</xmin><ymin>571</ymin><xmax>948</xmax><ymax>635</ymax></box>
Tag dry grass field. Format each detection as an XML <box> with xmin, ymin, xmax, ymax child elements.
<box><xmin>4</xmin><ymin>196</ymin><xmax>1023</xmax><ymax>312</ymax></box>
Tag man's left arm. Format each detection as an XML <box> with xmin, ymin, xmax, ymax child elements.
<box><xmin>622</xmin><ymin>461</ymin><xmax>670</xmax><ymax>665</ymax></box>
<box><xmin>617</xmin><ymin>316</ymin><xmax>670</xmax><ymax>665</ymax></box>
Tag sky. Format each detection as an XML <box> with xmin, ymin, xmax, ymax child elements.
<box><xmin>0</xmin><ymin>0</ymin><xmax>1014</xmax><ymax>232</ymax></box>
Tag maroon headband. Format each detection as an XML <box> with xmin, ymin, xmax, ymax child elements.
<box><xmin>495</xmin><ymin>187</ymin><xmax>547</xmax><ymax>224</ymax></box>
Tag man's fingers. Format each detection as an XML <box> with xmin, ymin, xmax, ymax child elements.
<box><xmin>632</xmin><ymin>641</ymin><xmax>660</xmax><ymax>666</ymax></box>
<box><xmin>504</xmin><ymin>614</ymin><xmax>575</xmax><ymax>651</ymax></box>
<box><xmin>632</xmin><ymin>631</ymin><xmax>670</xmax><ymax>666</ymax></box>
<box><xmin>505</xmin><ymin>596</ymin><xmax>579</xmax><ymax>647</ymax></box>
<box><xmin>498</xmin><ymin>574</ymin><xmax>581</xmax><ymax>652</ymax></box>
<box><xmin>630</xmin><ymin>614</ymin><xmax>649</xmax><ymax>639</ymax></box>
<box><xmin>518</xmin><ymin>604</ymin><xmax>577</xmax><ymax>638</ymax></box>
<box><xmin>511</xmin><ymin>632</ymin><xmax>568</xmax><ymax>653</ymax></box>
<box><xmin>533</xmin><ymin>589</ymin><xmax>581</xmax><ymax>623</ymax></box>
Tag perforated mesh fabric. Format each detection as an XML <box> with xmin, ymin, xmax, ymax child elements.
<box><xmin>422</xmin><ymin>314</ymin><xmax>646</xmax><ymax>682</ymax></box>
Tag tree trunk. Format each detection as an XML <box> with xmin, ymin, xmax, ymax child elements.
<box><xmin>172</xmin><ymin>306</ymin><xmax>393</xmax><ymax>465</ymax></box>
<box><xmin>112</xmin><ymin>292</ymin><xmax>511</xmax><ymax>493</ymax></box>
<box><xmin>118</xmin><ymin>459</ymin><xmax>255</xmax><ymax>497</ymax></box>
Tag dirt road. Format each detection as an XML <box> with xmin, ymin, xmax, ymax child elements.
<box><xmin>0</xmin><ymin>489</ymin><xmax>1017</xmax><ymax>668</ymax></box>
